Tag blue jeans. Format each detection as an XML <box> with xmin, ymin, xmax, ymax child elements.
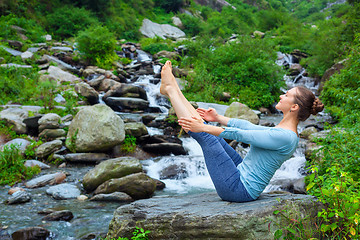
<box><xmin>188</xmin><ymin>131</ymin><xmax>254</xmax><ymax>202</ymax></box>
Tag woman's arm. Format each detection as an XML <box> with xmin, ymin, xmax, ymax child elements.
<box><xmin>196</xmin><ymin>108</ymin><xmax>230</xmax><ymax>126</ymax></box>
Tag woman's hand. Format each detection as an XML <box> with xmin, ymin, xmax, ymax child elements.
<box><xmin>178</xmin><ymin>117</ymin><xmax>205</xmax><ymax>132</ymax></box>
<box><xmin>196</xmin><ymin>108</ymin><xmax>219</xmax><ymax>122</ymax></box>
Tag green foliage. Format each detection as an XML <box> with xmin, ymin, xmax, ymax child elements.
<box><xmin>45</xmin><ymin>6</ymin><xmax>99</xmax><ymax>39</ymax></box>
<box><xmin>0</xmin><ymin>144</ymin><xmax>41</xmax><ymax>186</ymax></box>
<box><xmin>120</xmin><ymin>135</ymin><xmax>137</xmax><ymax>153</ymax></box>
<box><xmin>178</xmin><ymin>13</ymin><xmax>203</xmax><ymax>37</ymax></box>
<box><xmin>140</xmin><ymin>37</ymin><xmax>175</xmax><ymax>55</ymax></box>
<box><xmin>103</xmin><ymin>227</ymin><xmax>150</xmax><ymax>240</ymax></box>
<box><xmin>76</xmin><ymin>25</ymin><xmax>118</xmax><ymax>68</ymax></box>
<box><xmin>0</xmin><ymin>120</ymin><xmax>19</xmax><ymax>140</ymax></box>
<box><xmin>182</xmin><ymin>36</ymin><xmax>285</xmax><ymax>109</ymax></box>
<box><xmin>38</xmin><ymin>80</ymin><xmax>57</xmax><ymax>110</ymax></box>
<box><xmin>24</xmin><ymin>139</ymin><xmax>43</xmax><ymax>159</ymax></box>
<box><xmin>0</xmin><ymin>14</ymin><xmax>46</xmax><ymax>43</ymax></box>
<box><xmin>320</xmin><ymin>34</ymin><xmax>360</xmax><ymax>124</ymax></box>
<box><xmin>66</xmin><ymin>128</ymin><xmax>79</xmax><ymax>153</ymax></box>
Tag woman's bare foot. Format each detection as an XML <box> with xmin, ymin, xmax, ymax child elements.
<box><xmin>160</xmin><ymin>61</ymin><xmax>175</xmax><ymax>96</ymax></box>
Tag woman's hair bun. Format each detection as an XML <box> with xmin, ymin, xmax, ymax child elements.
<box><xmin>311</xmin><ymin>98</ymin><xmax>324</xmax><ymax>115</ymax></box>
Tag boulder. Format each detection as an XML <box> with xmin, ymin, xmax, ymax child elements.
<box><xmin>38</xmin><ymin>113</ymin><xmax>61</xmax><ymax>131</ymax></box>
<box><xmin>42</xmin><ymin>210</ymin><xmax>74</xmax><ymax>221</ymax></box>
<box><xmin>172</xmin><ymin>16</ymin><xmax>183</xmax><ymax>28</ymax></box>
<box><xmin>160</xmin><ymin>163</ymin><xmax>188</xmax><ymax>180</ymax></box>
<box><xmin>1</xmin><ymin>46</ymin><xmax>22</xmax><ymax>56</ymax></box>
<box><xmin>299</xmin><ymin>127</ymin><xmax>318</xmax><ymax>140</ymax></box>
<box><xmin>105</xmin><ymin>97</ymin><xmax>150</xmax><ymax>111</ymax></box>
<box><xmin>224</xmin><ymin>102</ymin><xmax>259</xmax><ymax>125</ymax></box>
<box><xmin>124</xmin><ymin>122</ymin><xmax>148</xmax><ymax>137</ymax></box>
<box><xmin>90</xmin><ymin>192</ymin><xmax>133</xmax><ymax>202</ymax></box>
<box><xmin>46</xmin><ymin>183</ymin><xmax>81</xmax><ymax>200</ymax></box>
<box><xmin>45</xmin><ymin>65</ymin><xmax>81</xmax><ymax>84</ymax></box>
<box><xmin>103</xmin><ymin>84</ymin><xmax>148</xmax><ymax>101</ymax></box>
<box><xmin>140</xmin><ymin>19</ymin><xmax>186</xmax><ymax>40</ymax></box>
<box><xmin>94</xmin><ymin>172</ymin><xmax>157</xmax><ymax>200</ymax></box>
<box><xmin>75</xmin><ymin>82</ymin><xmax>99</xmax><ymax>105</ymax></box>
<box><xmin>83</xmin><ymin>157</ymin><xmax>143</xmax><ymax>192</ymax></box>
<box><xmin>107</xmin><ymin>192</ymin><xmax>320</xmax><ymax>240</ymax></box>
<box><xmin>44</xmin><ymin>55</ymin><xmax>78</xmax><ymax>74</ymax></box>
<box><xmin>4</xmin><ymin>190</ymin><xmax>31</xmax><ymax>205</ymax></box>
<box><xmin>39</xmin><ymin>129</ymin><xmax>66</xmax><ymax>140</ymax></box>
<box><xmin>65</xmin><ymin>104</ymin><xmax>125</xmax><ymax>152</ymax></box>
<box><xmin>318</xmin><ymin>59</ymin><xmax>347</xmax><ymax>93</ymax></box>
<box><xmin>142</xmin><ymin>143</ymin><xmax>187</xmax><ymax>155</ymax></box>
<box><xmin>1</xmin><ymin>138</ymin><xmax>30</xmax><ymax>154</ymax></box>
<box><xmin>21</xmin><ymin>51</ymin><xmax>33</xmax><ymax>60</ymax></box>
<box><xmin>24</xmin><ymin>160</ymin><xmax>50</xmax><ymax>169</ymax></box>
<box><xmin>11</xmin><ymin>227</ymin><xmax>50</xmax><ymax>240</ymax></box>
<box><xmin>35</xmin><ymin>140</ymin><xmax>63</xmax><ymax>158</ymax></box>
<box><xmin>0</xmin><ymin>108</ymin><xmax>28</xmax><ymax>134</ymax></box>
<box><xmin>64</xmin><ymin>153</ymin><xmax>110</xmax><ymax>163</ymax></box>
<box><xmin>98</xmin><ymin>78</ymin><xmax>121</xmax><ymax>92</ymax></box>
<box><xmin>25</xmin><ymin>172</ymin><xmax>66</xmax><ymax>188</ymax></box>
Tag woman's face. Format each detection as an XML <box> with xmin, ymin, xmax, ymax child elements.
<box><xmin>275</xmin><ymin>87</ymin><xmax>297</xmax><ymax>112</ymax></box>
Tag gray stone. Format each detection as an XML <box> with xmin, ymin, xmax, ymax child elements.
<box><xmin>20</xmin><ymin>51</ymin><xmax>33</xmax><ymax>60</ymax></box>
<box><xmin>172</xmin><ymin>16</ymin><xmax>183</xmax><ymax>28</ymax></box>
<box><xmin>39</xmin><ymin>129</ymin><xmax>66</xmax><ymax>140</ymax></box>
<box><xmin>88</xmin><ymin>75</ymin><xmax>105</xmax><ymax>89</ymax></box>
<box><xmin>1</xmin><ymin>138</ymin><xmax>30</xmax><ymax>154</ymax></box>
<box><xmin>289</xmin><ymin>63</ymin><xmax>302</xmax><ymax>76</ymax></box>
<box><xmin>46</xmin><ymin>183</ymin><xmax>81</xmax><ymax>200</ymax></box>
<box><xmin>107</xmin><ymin>192</ymin><xmax>319</xmax><ymax>240</ymax></box>
<box><xmin>124</xmin><ymin>122</ymin><xmax>148</xmax><ymax>137</ymax></box>
<box><xmin>50</xmin><ymin>47</ymin><xmax>73</xmax><ymax>52</ymax></box>
<box><xmin>25</xmin><ymin>172</ymin><xmax>66</xmax><ymax>188</ymax></box>
<box><xmin>75</xmin><ymin>82</ymin><xmax>99</xmax><ymax>105</ymax></box>
<box><xmin>90</xmin><ymin>192</ymin><xmax>133</xmax><ymax>202</ymax></box>
<box><xmin>64</xmin><ymin>153</ymin><xmax>110</xmax><ymax>163</ymax></box>
<box><xmin>83</xmin><ymin>157</ymin><xmax>143</xmax><ymax>192</ymax></box>
<box><xmin>94</xmin><ymin>172</ymin><xmax>157</xmax><ymax>200</ymax></box>
<box><xmin>300</xmin><ymin>127</ymin><xmax>318</xmax><ymax>139</ymax></box>
<box><xmin>1</xmin><ymin>46</ymin><xmax>22</xmax><ymax>56</ymax></box>
<box><xmin>253</xmin><ymin>30</ymin><xmax>265</xmax><ymax>38</ymax></box>
<box><xmin>98</xmin><ymin>78</ymin><xmax>121</xmax><ymax>92</ymax></box>
<box><xmin>4</xmin><ymin>190</ymin><xmax>31</xmax><ymax>205</ymax></box>
<box><xmin>0</xmin><ymin>63</ymin><xmax>32</xmax><ymax>68</ymax></box>
<box><xmin>140</xmin><ymin>19</ymin><xmax>186</xmax><ymax>40</ymax></box>
<box><xmin>308</xmin><ymin>130</ymin><xmax>332</xmax><ymax>142</ymax></box>
<box><xmin>24</xmin><ymin>160</ymin><xmax>50</xmax><ymax>169</ymax></box>
<box><xmin>45</xmin><ymin>65</ymin><xmax>80</xmax><ymax>83</ymax></box>
<box><xmin>104</xmin><ymin>84</ymin><xmax>147</xmax><ymax>101</ymax></box>
<box><xmin>142</xmin><ymin>143</ymin><xmax>187</xmax><ymax>155</ymax></box>
<box><xmin>35</xmin><ymin>140</ymin><xmax>63</xmax><ymax>158</ymax></box>
<box><xmin>224</xmin><ymin>102</ymin><xmax>259</xmax><ymax>125</ymax></box>
<box><xmin>0</xmin><ymin>108</ymin><xmax>28</xmax><ymax>134</ymax></box>
<box><xmin>38</xmin><ymin>113</ymin><xmax>61</xmax><ymax>130</ymax></box>
<box><xmin>65</xmin><ymin>104</ymin><xmax>125</xmax><ymax>152</ymax></box>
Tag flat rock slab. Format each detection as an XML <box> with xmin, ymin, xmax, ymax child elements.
<box><xmin>107</xmin><ymin>192</ymin><xmax>319</xmax><ymax>240</ymax></box>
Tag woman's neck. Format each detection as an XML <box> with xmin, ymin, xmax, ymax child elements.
<box><xmin>276</xmin><ymin>113</ymin><xmax>299</xmax><ymax>135</ymax></box>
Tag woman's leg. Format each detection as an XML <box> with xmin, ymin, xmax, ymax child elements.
<box><xmin>189</xmin><ymin>131</ymin><xmax>253</xmax><ymax>202</ymax></box>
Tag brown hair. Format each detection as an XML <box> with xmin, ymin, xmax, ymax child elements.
<box><xmin>294</xmin><ymin>86</ymin><xmax>324</xmax><ymax>121</ymax></box>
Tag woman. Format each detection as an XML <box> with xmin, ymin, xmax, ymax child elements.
<box><xmin>160</xmin><ymin>60</ymin><xmax>324</xmax><ymax>202</ymax></box>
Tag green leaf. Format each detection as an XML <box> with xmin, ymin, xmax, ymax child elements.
<box><xmin>274</xmin><ymin>229</ymin><xmax>283</xmax><ymax>239</ymax></box>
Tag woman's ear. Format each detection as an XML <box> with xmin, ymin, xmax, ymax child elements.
<box><xmin>291</xmin><ymin>104</ymin><xmax>300</xmax><ymax>112</ymax></box>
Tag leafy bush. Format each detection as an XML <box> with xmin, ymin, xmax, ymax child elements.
<box><xmin>0</xmin><ymin>144</ymin><xmax>41</xmax><ymax>186</ymax></box>
<box><xmin>155</xmin><ymin>0</ymin><xmax>183</xmax><ymax>13</ymax></box>
<box><xmin>140</xmin><ymin>37</ymin><xmax>175</xmax><ymax>55</ymax></box>
<box><xmin>76</xmin><ymin>25</ymin><xmax>117</xmax><ymax>68</ymax></box>
<box><xmin>120</xmin><ymin>135</ymin><xmax>137</xmax><ymax>153</ymax></box>
<box><xmin>46</xmin><ymin>6</ymin><xmax>99</xmax><ymax>39</ymax></box>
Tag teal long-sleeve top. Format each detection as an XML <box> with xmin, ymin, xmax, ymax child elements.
<box><xmin>218</xmin><ymin>118</ymin><xmax>299</xmax><ymax>200</ymax></box>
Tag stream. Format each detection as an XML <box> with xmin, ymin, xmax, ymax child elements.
<box><xmin>0</xmin><ymin>51</ymin><xmax>328</xmax><ymax>239</ymax></box>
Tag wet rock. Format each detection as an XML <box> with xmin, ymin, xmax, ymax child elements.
<box><xmin>45</xmin><ymin>65</ymin><xmax>80</xmax><ymax>84</ymax></box>
<box><xmin>25</xmin><ymin>172</ymin><xmax>66</xmax><ymax>188</ymax></box>
<box><xmin>124</xmin><ymin>122</ymin><xmax>148</xmax><ymax>137</ymax></box>
<box><xmin>24</xmin><ymin>160</ymin><xmax>50</xmax><ymax>169</ymax></box>
<box><xmin>293</xmin><ymin>177</ymin><xmax>306</xmax><ymax>194</ymax></box>
<box><xmin>300</xmin><ymin>127</ymin><xmax>318</xmax><ymax>140</ymax></box>
<box><xmin>77</xmin><ymin>195</ymin><xmax>88</xmax><ymax>201</ymax></box>
<box><xmin>65</xmin><ymin>104</ymin><xmax>125</xmax><ymax>152</ymax></box>
<box><xmin>75</xmin><ymin>82</ymin><xmax>99</xmax><ymax>105</ymax></box>
<box><xmin>38</xmin><ymin>113</ymin><xmax>61</xmax><ymax>131</ymax></box>
<box><xmin>160</xmin><ymin>163</ymin><xmax>188</xmax><ymax>180</ymax></box>
<box><xmin>11</xmin><ymin>227</ymin><xmax>50</xmax><ymax>240</ymax></box>
<box><xmin>289</xmin><ymin>63</ymin><xmax>302</xmax><ymax>76</ymax></box>
<box><xmin>224</xmin><ymin>102</ymin><xmax>259</xmax><ymax>125</ymax></box>
<box><xmin>154</xmin><ymin>179</ymin><xmax>166</xmax><ymax>190</ymax></box>
<box><xmin>4</xmin><ymin>190</ymin><xmax>31</xmax><ymax>205</ymax></box>
<box><xmin>39</xmin><ymin>129</ymin><xmax>66</xmax><ymax>140</ymax></box>
<box><xmin>88</xmin><ymin>75</ymin><xmax>105</xmax><ymax>89</ymax></box>
<box><xmin>107</xmin><ymin>192</ymin><xmax>320</xmax><ymax>240</ymax></box>
<box><xmin>83</xmin><ymin>157</ymin><xmax>143</xmax><ymax>192</ymax></box>
<box><xmin>142</xmin><ymin>115</ymin><xmax>156</xmax><ymax>125</ymax></box>
<box><xmin>35</xmin><ymin>140</ymin><xmax>63</xmax><ymax>158</ymax></box>
<box><xmin>99</xmin><ymin>78</ymin><xmax>121</xmax><ymax>92</ymax></box>
<box><xmin>90</xmin><ymin>192</ymin><xmax>133</xmax><ymax>202</ymax></box>
<box><xmin>105</xmin><ymin>97</ymin><xmax>150</xmax><ymax>111</ymax></box>
<box><xmin>1</xmin><ymin>138</ymin><xmax>30</xmax><ymax>154</ymax></box>
<box><xmin>42</xmin><ymin>210</ymin><xmax>74</xmax><ymax>221</ymax></box>
<box><xmin>64</xmin><ymin>153</ymin><xmax>110</xmax><ymax>163</ymax></box>
<box><xmin>140</xmin><ymin>19</ymin><xmax>185</xmax><ymax>40</ymax></box>
<box><xmin>94</xmin><ymin>172</ymin><xmax>157</xmax><ymax>200</ymax></box>
<box><xmin>46</xmin><ymin>183</ymin><xmax>81</xmax><ymax>200</ymax></box>
<box><xmin>142</xmin><ymin>143</ymin><xmax>187</xmax><ymax>155</ymax></box>
<box><xmin>8</xmin><ymin>187</ymin><xmax>25</xmax><ymax>195</ymax></box>
<box><xmin>0</xmin><ymin>108</ymin><xmax>28</xmax><ymax>134</ymax></box>
<box><xmin>79</xmin><ymin>232</ymin><xmax>107</xmax><ymax>240</ymax></box>
<box><xmin>103</xmin><ymin>84</ymin><xmax>148</xmax><ymax>101</ymax></box>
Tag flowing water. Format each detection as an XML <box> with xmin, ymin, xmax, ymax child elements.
<box><xmin>0</xmin><ymin>51</ymin><xmax>327</xmax><ymax>239</ymax></box>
